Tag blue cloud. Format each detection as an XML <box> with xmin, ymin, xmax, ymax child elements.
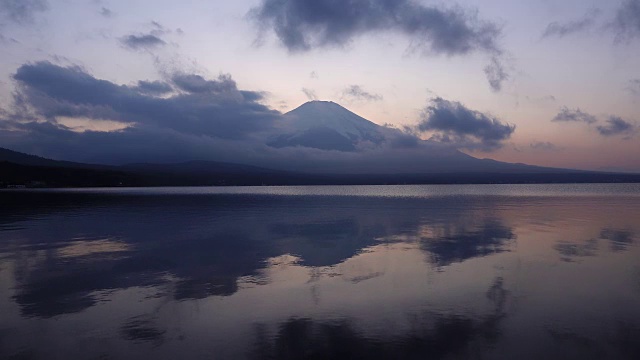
<box><xmin>418</xmin><ymin>98</ymin><xmax>515</xmax><ymax>151</ymax></box>
<box><xmin>596</xmin><ymin>116</ymin><xmax>635</xmax><ymax>136</ymax></box>
<box><xmin>120</xmin><ymin>34</ymin><xmax>166</xmax><ymax>50</ymax></box>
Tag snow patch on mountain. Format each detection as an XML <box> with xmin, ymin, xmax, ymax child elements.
<box><xmin>268</xmin><ymin>101</ymin><xmax>400</xmax><ymax>151</ymax></box>
<box><xmin>284</xmin><ymin>101</ymin><xmax>380</xmax><ymax>137</ymax></box>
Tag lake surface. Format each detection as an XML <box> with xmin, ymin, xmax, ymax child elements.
<box><xmin>1</xmin><ymin>184</ymin><xmax>639</xmax><ymax>359</ymax></box>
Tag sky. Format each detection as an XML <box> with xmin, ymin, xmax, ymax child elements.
<box><xmin>0</xmin><ymin>0</ymin><xmax>639</xmax><ymax>172</ymax></box>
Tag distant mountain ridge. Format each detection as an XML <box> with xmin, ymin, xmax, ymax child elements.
<box><xmin>3</xmin><ymin>146</ymin><xmax>640</xmax><ymax>187</ymax></box>
<box><xmin>0</xmin><ymin>147</ymin><xmax>102</xmax><ymax>169</ymax></box>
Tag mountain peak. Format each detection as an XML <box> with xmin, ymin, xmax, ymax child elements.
<box><xmin>296</xmin><ymin>100</ymin><xmax>338</xmax><ymax>107</ymax></box>
<box><xmin>284</xmin><ymin>100</ymin><xmax>379</xmax><ymax>132</ymax></box>
<box><xmin>268</xmin><ymin>101</ymin><xmax>384</xmax><ymax>152</ymax></box>
<box><xmin>301</xmin><ymin>100</ymin><xmax>336</xmax><ymax>104</ymax></box>
<box><xmin>287</xmin><ymin>100</ymin><xmax>351</xmax><ymax>115</ymax></box>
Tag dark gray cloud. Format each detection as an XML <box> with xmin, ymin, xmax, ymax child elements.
<box><xmin>530</xmin><ymin>141</ymin><xmax>562</xmax><ymax>151</ymax></box>
<box><xmin>171</xmin><ymin>74</ymin><xmax>236</xmax><ymax>94</ymax></box>
<box><xmin>11</xmin><ymin>61</ymin><xmax>279</xmax><ymax>140</ymax></box>
<box><xmin>250</xmin><ymin>0</ymin><xmax>501</xmax><ymax>55</ymax></box>
<box><xmin>120</xmin><ymin>34</ymin><xmax>166</xmax><ymax>50</ymax></box>
<box><xmin>596</xmin><ymin>116</ymin><xmax>635</xmax><ymax>136</ymax></box>
<box><xmin>0</xmin><ymin>0</ymin><xmax>48</xmax><ymax>23</ymax></box>
<box><xmin>250</xmin><ymin>0</ymin><xmax>505</xmax><ymax>90</ymax></box>
<box><xmin>552</xmin><ymin>107</ymin><xmax>597</xmax><ymax>124</ymax></box>
<box><xmin>133</xmin><ymin>80</ymin><xmax>173</xmax><ymax>96</ymax></box>
<box><xmin>612</xmin><ymin>0</ymin><xmax>640</xmax><ymax>41</ymax></box>
<box><xmin>417</xmin><ymin>97</ymin><xmax>515</xmax><ymax>151</ymax></box>
<box><xmin>388</xmin><ymin>131</ymin><xmax>419</xmax><ymax>149</ymax></box>
<box><xmin>484</xmin><ymin>56</ymin><xmax>508</xmax><ymax>92</ymax></box>
<box><xmin>240</xmin><ymin>90</ymin><xmax>267</xmax><ymax>102</ymax></box>
<box><xmin>342</xmin><ymin>85</ymin><xmax>382</xmax><ymax>102</ymax></box>
<box><xmin>542</xmin><ymin>9</ymin><xmax>601</xmax><ymax>38</ymax></box>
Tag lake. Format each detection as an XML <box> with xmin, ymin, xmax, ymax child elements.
<box><xmin>1</xmin><ymin>184</ymin><xmax>639</xmax><ymax>359</ymax></box>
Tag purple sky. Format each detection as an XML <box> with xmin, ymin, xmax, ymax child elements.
<box><xmin>0</xmin><ymin>0</ymin><xmax>639</xmax><ymax>171</ymax></box>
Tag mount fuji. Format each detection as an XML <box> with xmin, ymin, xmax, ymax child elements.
<box><xmin>263</xmin><ymin>100</ymin><xmax>527</xmax><ymax>174</ymax></box>
<box><xmin>267</xmin><ymin>101</ymin><xmax>388</xmax><ymax>152</ymax></box>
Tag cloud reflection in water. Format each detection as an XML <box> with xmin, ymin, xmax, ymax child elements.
<box><xmin>0</xmin><ymin>187</ymin><xmax>639</xmax><ymax>359</ymax></box>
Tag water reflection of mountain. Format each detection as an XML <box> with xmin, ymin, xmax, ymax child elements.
<box><xmin>1</xmin><ymin>193</ymin><xmax>517</xmax><ymax>318</ymax></box>
<box><xmin>419</xmin><ymin>220</ymin><xmax>515</xmax><ymax>267</ymax></box>
<box><xmin>2</xmin><ymin>189</ymin><xmax>640</xmax><ymax>360</ymax></box>
<box><xmin>250</xmin><ymin>315</ymin><xmax>497</xmax><ymax>360</ymax></box>
<box><xmin>120</xmin><ymin>315</ymin><xmax>166</xmax><ymax>345</ymax></box>
<box><xmin>250</xmin><ymin>276</ymin><xmax>508</xmax><ymax>360</ymax></box>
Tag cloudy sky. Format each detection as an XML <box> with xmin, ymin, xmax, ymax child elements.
<box><xmin>0</xmin><ymin>0</ymin><xmax>639</xmax><ymax>172</ymax></box>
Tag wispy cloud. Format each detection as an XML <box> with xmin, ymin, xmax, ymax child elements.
<box><xmin>541</xmin><ymin>2</ymin><xmax>640</xmax><ymax>44</ymax></box>
<box><xmin>0</xmin><ymin>0</ymin><xmax>48</xmax><ymax>24</ymax></box>
<box><xmin>611</xmin><ymin>0</ymin><xmax>640</xmax><ymax>42</ymax></box>
<box><xmin>302</xmin><ymin>88</ymin><xmax>318</xmax><ymax>100</ymax></box>
<box><xmin>551</xmin><ymin>107</ymin><xmax>636</xmax><ymax>137</ymax></box>
<box><xmin>120</xmin><ymin>34</ymin><xmax>166</xmax><ymax>51</ymax></box>
<box><xmin>626</xmin><ymin>79</ymin><xmax>640</xmax><ymax>96</ymax></box>
<box><xmin>530</xmin><ymin>141</ymin><xmax>562</xmax><ymax>151</ymax></box>
<box><xmin>552</xmin><ymin>107</ymin><xmax>597</xmax><ymax>124</ymax></box>
<box><xmin>342</xmin><ymin>85</ymin><xmax>382</xmax><ymax>102</ymax></box>
<box><xmin>99</xmin><ymin>7</ymin><xmax>114</xmax><ymax>18</ymax></box>
<box><xmin>542</xmin><ymin>9</ymin><xmax>601</xmax><ymax>39</ymax></box>
<box><xmin>484</xmin><ymin>56</ymin><xmax>509</xmax><ymax>92</ymax></box>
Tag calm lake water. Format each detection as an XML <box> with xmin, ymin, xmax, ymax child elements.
<box><xmin>1</xmin><ymin>184</ymin><xmax>639</xmax><ymax>359</ymax></box>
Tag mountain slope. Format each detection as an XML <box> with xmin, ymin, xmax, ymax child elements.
<box><xmin>0</xmin><ymin>147</ymin><xmax>101</xmax><ymax>168</ymax></box>
<box><xmin>282</xmin><ymin>101</ymin><xmax>381</xmax><ymax>138</ymax></box>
